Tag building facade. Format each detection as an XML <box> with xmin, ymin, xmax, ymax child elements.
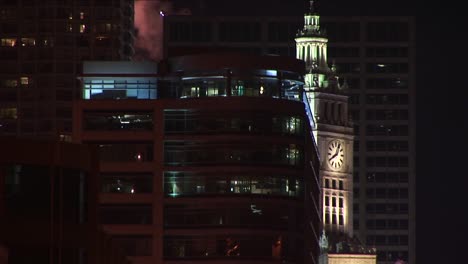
<box><xmin>0</xmin><ymin>137</ymin><xmax>129</xmax><ymax>264</ymax></box>
<box><xmin>0</xmin><ymin>0</ymin><xmax>134</xmax><ymax>137</ymax></box>
<box><xmin>164</xmin><ymin>6</ymin><xmax>415</xmax><ymax>264</ymax></box>
<box><xmin>73</xmin><ymin>55</ymin><xmax>321</xmax><ymax>264</ymax></box>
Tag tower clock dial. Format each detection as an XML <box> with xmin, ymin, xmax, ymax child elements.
<box><xmin>327</xmin><ymin>140</ymin><xmax>344</xmax><ymax>169</ymax></box>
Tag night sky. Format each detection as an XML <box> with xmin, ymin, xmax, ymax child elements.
<box><xmin>168</xmin><ymin>0</ymin><xmax>466</xmax><ymax>262</ymax></box>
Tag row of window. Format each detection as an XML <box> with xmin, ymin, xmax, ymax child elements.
<box><xmin>164</xmin><ymin>204</ymin><xmax>302</xmax><ymax>229</ymax></box>
<box><xmin>366</xmin><ymin>203</ymin><xmax>408</xmax><ymax>214</ymax></box>
<box><xmin>164</xmin><ymin>172</ymin><xmax>302</xmax><ymax>197</ymax></box>
<box><xmin>165</xmin><ymin>111</ymin><xmax>304</xmax><ymax>136</ymax></box>
<box><xmin>327</xmin><ymin>47</ymin><xmax>409</xmax><ymax>58</ymax></box>
<box><xmin>366</xmin><ymin>124</ymin><xmax>408</xmax><ymax>136</ymax></box>
<box><xmin>349</xmin><ymin>94</ymin><xmax>408</xmax><ymax>105</ymax></box>
<box><xmin>366</xmin><ymin>219</ymin><xmax>409</xmax><ymax>230</ymax></box>
<box><xmin>164</xmin><ymin>142</ymin><xmax>303</xmax><ymax>167</ymax></box>
<box><xmin>366</xmin><ymin>156</ymin><xmax>409</xmax><ymax>167</ymax></box>
<box><xmin>367</xmin><ymin>141</ymin><xmax>409</xmax><ymax>151</ymax></box>
<box><xmin>324</xmin><ymin>213</ymin><xmax>345</xmax><ymax>225</ymax></box>
<box><xmin>366</xmin><ymin>235</ymin><xmax>408</xmax><ymax>246</ymax></box>
<box><xmin>366</xmin><ymin>172</ymin><xmax>409</xmax><ymax>183</ymax></box>
<box><xmin>366</xmin><ymin>188</ymin><xmax>408</xmax><ymax>199</ymax></box>
<box><xmin>366</xmin><ymin>94</ymin><xmax>408</xmax><ymax>105</ymax></box>
<box><xmin>84</xmin><ymin>110</ymin><xmax>305</xmax><ymax>135</ymax></box>
<box><xmin>94</xmin><ymin>141</ymin><xmax>305</xmax><ymax>167</ymax></box>
<box><xmin>324</xmin><ymin>179</ymin><xmax>345</xmax><ymax>190</ymax></box>
<box><xmin>366</xmin><ymin>109</ymin><xmax>408</xmax><ymax>121</ymax></box>
<box><xmin>376</xmin><ymin>250</ymin><xmax>408</xmax><ymax>262</ymax></box>
<box><xmin>101</xmin><ymin>173</ymin><xmax>152</xmax><ymax>194</ymax></box>
<box><xmin>164</xmin><ymin>235</ymin><xmax>301</xmax><ymax>259</ymax></box>
<box><xmin>366</xmin><ymin>78</ymin><xmax>408</xmax><ymax>90</ymax></box>
<box><xmin>84</xmin><ymin>112</ymin><xmax>153</xmax><ymax>131</ymax></box>
<box><xmin>324</xmin><ymin>196</ymin><xmax>344</xmax><ymax>208</ymax></box>
<box><xmin>367</xmin><ymin>63</ymin><xmax>408</xmax><ymax>74</ymax></box>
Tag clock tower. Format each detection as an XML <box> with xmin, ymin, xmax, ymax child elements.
<box><xmin>296</xmin><ymin>1</ymin><xmax>354</xmax><ymax>238</ymax></box>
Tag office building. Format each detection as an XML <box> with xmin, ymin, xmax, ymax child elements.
<box><xmin>73</xmin><ymin>54</ymin><xmax>321</xmax><ymax>264</ymax></box>
<box><xmin>0</xmin><ymin>137</ymin><xmax>129</xmax><ymax>264</ymax></box>
<box><xmin>0</xmin><ymin>0</ymin><xmax>134</xmax><ymax>137</ymax></box>
<box><xmin>164</xmin><ymin>3</ymin><xmax>415</xmax><ymax>264</ymax></box>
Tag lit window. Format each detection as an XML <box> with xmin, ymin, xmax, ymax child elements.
<box><xmin>68</xmin><ymin>13</ymin><xmax>73</xmax><ymax>20</ymax></box>
<box><xmin>80</xmin><ymin>24</ymin><xmax>86</xmax><ymax>33</ymax></box>
<box><xmin>1</xmin><ymin>38</ymin><xmax>16</xmax><ymax>47</ymax></box>
<box><xmin>0</xmin><ymin>108</ymin><xmax>17</xmax><ymax>119</ymax></box>
<box><xmin>68</xmin><ymin>24</ymin><xmax>73</xmax><ymax>32</ymax></box>
<box><xmin>20</xmin><ymin>77</ymin><xmax>29</xmax><ymax>85</ymax></box>
<box><xmin>21</xmin><ymin>38</ymin><xmax>36</xmax><ymax>46</ymax></box>
<box><xmin>80</xmin><ymin>12</ymin><xmax>85</xmax><ymax>19</ymax></box>
<box><xmin>2</xmin><ymin>79</ymin><xmax>18</xmax><ymax>88</ymax></box>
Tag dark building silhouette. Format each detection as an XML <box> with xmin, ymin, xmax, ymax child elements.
<box><xmin>0</xmin><ymin>137</ymin><xmax>130</xmax><ymax>264</ymax></box>
<box><xmin>73</xmin><ymin>53</ymin><xmax>321</xmax><ymax>264</ymax></box>
<box><xmin>0</xmin><ymin>0</ymin><xmax>134</xmax><ymax>137</ymax></box>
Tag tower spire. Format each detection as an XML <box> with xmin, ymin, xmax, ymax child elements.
<box><xmin>309</xmin><ymin>0</ymin><xmax>315</xmax><ymax>13</ymax></box>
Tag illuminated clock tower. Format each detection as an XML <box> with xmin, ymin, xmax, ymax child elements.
<box><xmin>296</xmin><ymin>1</ymin><xmax>354</xmax><ymax>238</ymax></box>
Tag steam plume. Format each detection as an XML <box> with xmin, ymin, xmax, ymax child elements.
<box><xmin>134</xmin><ymin>0</ymin><xmax>173</xmax><ymax>61</ymax></box>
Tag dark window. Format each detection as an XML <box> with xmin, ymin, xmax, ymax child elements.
<box><xmin>113</xmin><ymin>236</ymin><xmax>152</xmax><ymax>256</ymax></box>
<box><xmin>100</xmin><ymin>205</ymin><xmax>152</xmax><ymax>224</ymax></box>
<box><xmin>367</xmin><ymin>22</ymin><xmax>409</xmax><ymax>42</ymax></box>
<box><xmin>324</xmin><ymin>22</ymin><xmax>360</xmax><ymax>42</ymax></box>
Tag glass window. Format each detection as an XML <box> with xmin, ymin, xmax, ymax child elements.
<box><xmin>102</xmin><ymin>173</ymin><xmax>152</xmax><ymax>193</ymax></box>
<box><xmin>367</xmin><ymin>22</ymin><xmax>409</xmax><ymax>42</ymax></box>
<box><xmin>84</xmin><ymin>111</ymin><xmax>153</xmax><ymax>131</ymax></box>
<box><xmin>164</xmin><ymin>172</ymin><xmax>302</xmax><ymax>198</ymax></box>
<box><xmin>96</xmin><ymin>142</ymin><xmax>153</xmax><ymax>162</ymax></box>
<box><xmin>324</xmin><ymin>22</ymin><xmax>360</xmax><ymax>42</ymax></box>
<box><xmin>100</xmin><ymin>205</ymin><xmax>152</xmax><ymax>224</ymax></box>
<box><xmin>113</xmin><ymin>235</ymin><xmax>152</xmax><ymax>256</ymax></box>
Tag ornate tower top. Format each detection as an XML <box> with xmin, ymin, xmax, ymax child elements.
<box><xmin>297</xmin><ymin>0</ymin><xmax>325</xmax><ymax>38</ymax></box>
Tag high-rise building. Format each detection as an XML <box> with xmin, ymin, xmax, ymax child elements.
<box><xmin>164</xmin><ymin>2</ymin><xmax>415</xmax><ymax>264</ymax></box>
<box><xmin>0</xmin><ymin>0</ymin><xmax>134</xmax><ymax>137</ymax></box>
<box><xmin>73</xmin><ymin>54</ymin><xmax>321</xmax><ymax>264</ymax></box>
<box><xmin>0</xmin><ymin>137</ymin><xmax>129</xmax><ymax>264</ymax></box>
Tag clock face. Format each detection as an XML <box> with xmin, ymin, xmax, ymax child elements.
<box><xmin>327</xmin><ymin>140</ymin><xmax>344</xmax><ymax>169</ymax></box>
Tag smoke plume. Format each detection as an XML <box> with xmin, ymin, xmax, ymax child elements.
<box><xmin>134</xmin><ymin>0</ymin><xmax>173</xmax><ymax>61</ymax></box>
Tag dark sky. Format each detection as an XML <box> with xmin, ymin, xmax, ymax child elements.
<box><xmin>171</xmin><ymin>0</ymin><xmax>465</xmax><ymax>262</ymax></box>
